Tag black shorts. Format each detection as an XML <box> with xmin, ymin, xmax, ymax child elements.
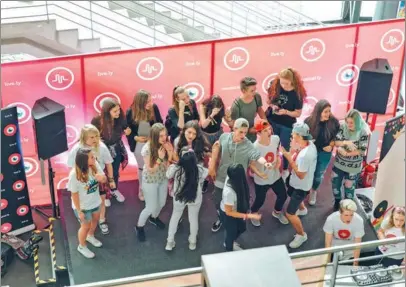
<box><xmin>286</xmin><ymin>185</ymin><xmax>309</xmax><ymax>215</ymax></box>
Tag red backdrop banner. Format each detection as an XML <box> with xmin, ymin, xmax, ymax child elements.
<box><xmin>1</xmin><ymin>19</ymin><xmax>404</xmax><ymax>206</ymax></box>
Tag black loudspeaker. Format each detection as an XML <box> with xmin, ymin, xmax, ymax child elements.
<box><xmin>354</xmin><ymin>58</ymin><xmax>393</xmax><ymax>115</ymax></box>
<box><xmin>32</xmin><ymin>97</ymin><xmax>68</xmax><ymax>160</ymax></box>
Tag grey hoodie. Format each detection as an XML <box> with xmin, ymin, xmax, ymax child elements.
<box><xmin>214</xmin><ymin>132</ymin><xmax>261</xmax><ymax>188</ymax></box>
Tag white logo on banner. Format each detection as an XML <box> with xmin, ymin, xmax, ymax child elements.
<box><xmin>336</xmin><ymin>64</ymin><xmax>360</xmax><ymax>87</ymax></box>
<box><xmin>23</xmin><ymin>157</ymin><xmax>39</xmax><ymax>177</ymax></box>
<box><xmin>183</xmin><ymin>82</ymin><xmax>205</xmax><ymax>103</ymax></box>
<box><xmin>136</xmin><ymin>57</ymin><xmax>164</xmax><ymax>81</ymax></box>
<box><xmin>223</xmin><ymin>47</ymin><xmax>250</xmax><ymax>71</ymax></box>
<box><xmin>45</xmin><ymin>67</ymin><xmax>75</xmax><ymax>91</ymax></box>
<box><xmin>7</xmin><ymin>102</ymin><xmax>32</xmax><ymax>125</ymax></box>
<box><xmin>302</xmin><ymin>96</ymin><xmax>318</xmax><ymax>118</ymax></box>
<box><xmin>57</xmin><ymin>177</ymin><xmax>70</xmax><ymax>190</ymax></box>
<box><xmin>66</xmin><ymin>125</ymin><xmax>79</xmax><ymax>146</ymax></box>
<box><xmin>380</xmin><ymin>29</ymin><xmax>405</xmax><ymax>53</ymax></box>
<box><xmin>262</xmin><ymin>73</ymin><xmax>278</xmax><ymax>94</ymax></box>
<box><xmin>300</xmin><ymin>38</ymin><xmax>326</xmax><ymax>62</ymax></box>
<box><xmin>93</xmin><ymin>92</ymin><xmax>121</xmax><ymax>113</ymax></box>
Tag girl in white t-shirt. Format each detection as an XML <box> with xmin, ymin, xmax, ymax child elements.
<box><xmin>220</xmin><ymin>164</ymin><xmax>261</xmax><ymax>251</ymax></box>
<box><xmin>67</xmin><ymin>124</ymin><xmax>114</xmax><ymax>235</ymax></box>
<box><xmin>67</xmin><ymin>148</ymin><xmax>107</xmax><ymax>259</ymax></box>
<box><xmin>165</xmin><ymin>147</ymin><xmax>208</xmax><ymax>251</ymax></box>
<box><xmin>377</xmin><ymin>206</ymin><xmax>405</xmax><ymax>267</ymax></box>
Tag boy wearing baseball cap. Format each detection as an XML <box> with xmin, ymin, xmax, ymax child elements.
<box><xmin>249</xmin><ymin>119</ymin><xmax>288</xmax><ymax>227</ymax></box>
<box><xmin>280</xmin><ymin>122</ymin><xmax>317</xmax><ymax>248</ymax></box>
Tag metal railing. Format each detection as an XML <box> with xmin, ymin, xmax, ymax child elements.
<box><xmin>69</xmin><ymin>237</ymin><xmax>405</xmax><ymax>287</ymax></box>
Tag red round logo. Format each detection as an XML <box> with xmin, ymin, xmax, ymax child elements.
<box><xmin>1</xmin><ymin>199</ymin><xmax>8</xmax><ymax>210</ymax></box>
<box><xmin>338</xmin><ymin>229</ymin><xmax>351</xmax><ymax>239</ymax></box>
<box><xmin>12</xmin><ymin>180</ymin><xmax>25</xmax><ymax>192</ymax></box>
<box><xmin>16</xmin><ymin>205</ymin><xmax>29</xmax><ymax>216</ymax></box>
<box><xmin>1</xmin><ymin>223</ymin><xmax>12</xmax><ymax>234</ymax></box>
<box><xmin>8</xmin><ymin>153</ymin><xmax>21</xmax><ymax>165</ymax></box>
<box><xmin>4</xmin><ymin>124</ymin><xmax>17</xmax><ymax>137</ymax></box>
<box><xmin>265</xmin><ymin>152</ymin><xmax>275</xmax><ymax>163</ymax></box>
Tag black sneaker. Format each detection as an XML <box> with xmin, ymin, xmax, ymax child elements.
<box><xmin>334</xmin><ymin>200</ymin><xmax>340</xmax><ymax>212</ymax></box>
<box><xmin>211</xmin><ymin>218</ymin><xmax>222</xmax><ymax>232</ymax></box>
<box><xmin>135</xmin><ymin>226</ymin><xmax>145</xmax><ymax>242</ymax></box>
<box><xmin>202</xmin><ymin>180</ymin><xmax>209</xmax><ymax>194</ymax></box>
<box><xmin>149</xmin><ymin>217</ymin><xmax>166</xmax><ymax>229</ymax></box>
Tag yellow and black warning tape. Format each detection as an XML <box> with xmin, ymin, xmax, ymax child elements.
<box><xmin>33</xmin><ymin>245</ymin><xmax>56</xmax><ymax>285</ymax></box>
<box><xmin>48</xmin><ymin>217</ymin><xmax>67</xmax><ymax>271</ymax></box>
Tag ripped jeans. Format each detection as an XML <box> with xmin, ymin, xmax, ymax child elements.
<box><xmin>331</xmin><ymin>166</ymin><xmax>359</xmax><ymax>200</ymax></box>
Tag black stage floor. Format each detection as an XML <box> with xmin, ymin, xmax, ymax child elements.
<box><xmin>2</xmin><ymin>167</ymin><xmax>378</xmax><ymax>287</ymax></box>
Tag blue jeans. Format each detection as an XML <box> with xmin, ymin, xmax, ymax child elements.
<box><xmin>312</xmin><ymin>151</ymin><xmax>332</xmax><ymax>190</ymax></box>
<box><xmin>269</xmin><ymin>121</ymin><xmax>292</xmax><ymax>170</ymax></box>
<box><xmin>73</xmin><ymin>206</ymin><xmax>100</xmax><ymax>223</ymax></box>
<box><xmin>331</xmin><ymin>166</ymin><xmax>359</xmax><ymax>200</ymax></box>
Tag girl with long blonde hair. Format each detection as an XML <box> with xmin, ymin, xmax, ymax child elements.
<box><xmin>266</xmin><ymin>67</ymin><xmax>307</xmax><ymax>180</ymax></box>
<box><xmin>135</xmin><ymin>123</ymin><xmax>174</xmax><ymax>242</ymax></box>
<box><xmin>67</xmin><ymin>148</ymin><xmax>106</xmax><ymax>258</ymax></box>
<box><xmin>67</xmin><ymin>124</ymin><xmax>115</xmax><ymax>235</ymax></box>
<box><xmin>126</xmin><ymin>89</ymin><xmax>163</xmax><ymax>202</ymax></box>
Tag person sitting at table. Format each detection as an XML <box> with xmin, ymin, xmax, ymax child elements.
<box><xmin>323</xmin><ymin>199</ymin><xmax>365</xmax><ymax>265</ymax></box>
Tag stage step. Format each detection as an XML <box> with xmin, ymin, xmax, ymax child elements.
<box><xmin>48</xmin><ymin>218</ymin><xmax>70</xmax><ymax>286</ymax></box>
<box><xmin>33</xmin><ymin>230</ymin><xmax>57</xmax><ymax>287</ymax></box>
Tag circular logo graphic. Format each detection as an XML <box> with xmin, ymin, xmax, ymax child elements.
<box><xmin>23</xmin><ymin>157</ymin><xmax>39</xmax><ymax>177</ymax></box>
<box><xmin>336</xmin><ymin>64</ymin><xmax>360</xmax><ymax>87</ymax></box>
<box><xmin>136</xmin><ymin>57</ymin><xmax>164</xmax><ymax>81</ymax></box>
<box><xmin>4</xmin><ymin>124</ymin><xmax>17</xmax><ymax>137</ymax></box>
<box><xmin>93</xmin><ymin>92</ymin><xmax>121</xmax><ymax>113</ymax></box>
<box><xmin>1</xmin><ymin>223</ymin><xmax>12</xmax><ymax>234</ymax></box>
<box><xmin>183</xmin><ymin>82</ymin><xmax>205</xmax><ymax>103</ymax></box>
<box><xmin>45</xmin><ymin>67</ymin><xmax>75</xmax><ymax>91</ymax></box>
<box><xmin>66</xmin><ymin>125</ymin><xmax>80</xmax><ymax>146</ymax></box>
<box><xmin>6</xmin><ymin>102</ymin><xmax>32</xmax><ymax>125</ymax></box>
<box><xmin>57</xmin><ymin>177</ymin><xmax>69</xmax><ymax>190</ymax></box>
<box><xmin>265</xmin><ymin>152</ymin><xmax>275</xmax><ymax>163</ymax></box>
<box><xmin>380</xmin><ymin>29</ymin><xmax>405</xmax><ymax>53</ymax></box>
<box><xmin>12</xmin><ymin>180</ymin><xmax>26</xmax><ymax>192</ymax></box>
<box><xmin>8</xmin><ymin>153</ymin><xmax>21</xmax><ymax>165</ymax></box>
<box><xmin>262</xmin><ymin>73</ymin><xmax>278</xmax><ymax>94</ymax></box>
<box><xmin>1</xmin><ymin>199</ymin><xmax>8</xmax><ymax>211</ymax></box>
<box><xmin>16</xmin><ymin>205</ymin><xmax>29</xmax><ymax>217</ymax></box>
<box><xmin>338</xmin><ymin>229</ymin><xmax>351</xmax><ymax>239</ymax></box>
<box><xmin>300</xmin><ymin>38</ymin><xmax>326</xmax><ymax>62</ymax></box>
<box><xmin>302</xmin><ymin>96</ymin><xmax>318</xmax><ymax>118</ymax></box>
<box><xmin>223</xmin><ymin>47</ymin><xmax>250</xmax><ymax>71</ymax></box>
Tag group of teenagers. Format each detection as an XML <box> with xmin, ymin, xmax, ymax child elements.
<box><xmin>66</xmin><ymin>67</ymin><xmax>405</xmax><ymax>264</ymax></box>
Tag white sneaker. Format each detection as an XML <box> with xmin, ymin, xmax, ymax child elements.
<box><xmin>272</xmin><ymin>211</ymin><xmax>289</xmax><ymax>225</ymax></box>
<box><xmin>189</xmin><ymin>241</ymin><xmax>197</xmax><ymax>251</ymax></box>
<box><xmin>77</xmin><ymin>245</ymin><xmax>95</xmax><ymax>258</ymax></box>
<box><xmin>250</xmin><ymin>217</ymin><xmax>261</xmax><ymax>227</ymax></box>
<box><xmin>289</xmin><ymin>233</ymin><xmax>308</xmax><ymax>249</ymax></box>
<box><xmin>111</xmin><ymin>190</ymin><xmax>125</xmax><ymax>202</ymax></box>
<box><xmin>86</xmin><ymin>235</ymin><xmax>102</xmax><ymax>248</ymax></box>
<box><xmin>282</xmin><ymin>170</ymin><xmax>290</xmax><ymax>181</ymax></box>
<box><xmin>165</xmin><ymin>241</ymin><xmax>176</xmax><ymax>251</ymax></box>
<box><xmin>224</xmin><ymin>242</ymin><xmax>243</xmax><ymax>251</ymax></box>
<box><xmin>104</xmin><ymin>198</ymin><xmax>111</xmax><ymax>207</ymax></box>
<box><xmin>296</xmin><ymin>207</ymin><xmax>308</xmax><ymax>216</ymax></box>
<box><xmin>309</xmin><ymin>191</ymin><xmax>317</xmax><ymax>206</ymax></box>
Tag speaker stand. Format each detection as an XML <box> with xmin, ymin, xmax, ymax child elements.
<box><xmin>32</xmin><ymin>159</ymin><xmax>59</xmax><ymax>226</ymax></box>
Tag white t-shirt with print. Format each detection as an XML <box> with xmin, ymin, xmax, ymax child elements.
<box><xmin>253</xmin><ymin>136</ymin><xmax>281</xmax><ymax>185</ymax></box>
<box><xmin>67</xmin><ymin>142</ymin><xmax>113</xmax><ymax>171</ymax></box>
<box><xmin>166</xmin><ymin>163</ymin><xmax>208</xmax><ymax>206</ymax></box>
<box><xmin>378</xmin><ymin>219</ymin><xmax>405</xmax><ymax>260</ymax></box>
<box><xmin>220</xmin><ymin>178</ymin><xmax>237</xmax><ymax>212</ymax></box>
<box><xmin>68</xmin><ymin>163</ymin><xmax>104</xmax><ymax>211</ymax></box>
<box><xmin>323</xmin><ymin>211</ymin><xmax>365</xmax><ymax>259</ymax></box>
<box><xmin>289</xmin><ymin>141</ymin><xmax>317</xmax><ymax>191</ymax></box>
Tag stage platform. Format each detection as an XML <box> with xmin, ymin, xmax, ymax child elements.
<box><xmin>3</xmin><ymin>171</ymin><xmax>379</xmax><ymax>287</ymax></box>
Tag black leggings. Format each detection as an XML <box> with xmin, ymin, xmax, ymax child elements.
<box><xmin>111</xmin><ymin>154</ymin><xmax>121</xmax><ymax>191</ymax></box>
<box><xmin>220</xmin><ymin>210</ymin><xmax>246</xmax><ymax>252</ymax></box>
<box><xmin>251</xmin><ymin>178</ymin><xmax>287</xmax><ymax>213</ymax></box>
